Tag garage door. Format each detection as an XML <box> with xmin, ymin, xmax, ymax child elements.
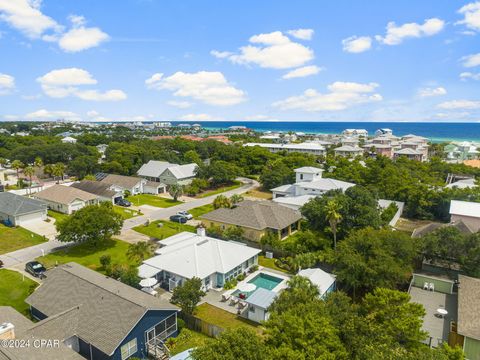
<box><xmin>16</xmin><ymin>211</ymin><xmax>46</xmax><ymax>226</ymax></box>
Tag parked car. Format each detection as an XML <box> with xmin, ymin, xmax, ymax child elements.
<box><xmin>169</xmin><ymin>214</ymin><xmax>188</xmax><ymax>224</ymax></box>
<box><xmin>116</xmin><ymin>198</ymin><xmax>131</xmax><ymax>207</ymax></box>
<box><xmin>176</xmin><ymin>211</ymin><xmax>193</xmax><ymax>220</ymax></box>
<box><xmin>25</xmin><ymin>261</ymin><xmax>46</xmax><ymax>278</ymax></box>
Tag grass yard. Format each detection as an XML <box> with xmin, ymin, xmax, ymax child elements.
<box><xmin>0</xmin><ymin>269</ymin><xmax>38</xmax><ymax>315</ymax></box>
<box><xmin>0</xmin><ymin>224</ymin><xmax>47</xmax><ymax>255</ymax></box>
<box><xmin>36</xmin><ymin>238</ymin><xmax>135</xmax><ymax>272</ymax></box>
<box><xmin>258</xmin><ymin>255</ymin><xmax>290</xmax><ymax>274</ymax></box>
<box><xmin>113</xmin><ymin>206</ymin><xmax>141</xmax><ymax>220</ymax></box>
<box><xmin>395</xmin><ymin>218</ymin><xmax>435</xmax><ymax>234</ymax></box>
<box><xmin>127</xmin><ymin>194</ymin><xmax>182</xmax><ymax>208</ymax></box>
<box><xmin>48</xmin><ymin>210</ymin><xmax>69</xmax><ymax>223</ymax></box>
<box><xmin>194</xmin><ymin>303</ymin><xmax>261</xmax><ymax>333</ymax></box>
<box><xmin>245</xmin><ymin>188</ymin><xmax>273</xmax><ymax>200</ymax></box>
<box><xmin>195</xmin><ymin>181</ymin><xmax>242</xmax><ymax>198</ymax></box>
<box><xmin>169</xmin><ymin>329</ymin><xmax>210</xmax><ymax>356</ymax></box>
<box><xmin>189</xmin><ymin>204</ymin><xmax>214</xmax><ymax>218</ymax></box>
<box><xmin>133</xmin><ymin>220</ymin><xmax>196</xmax><ymax>240</ymax></box>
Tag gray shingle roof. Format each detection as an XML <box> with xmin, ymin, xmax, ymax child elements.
<box><xmin>200</xmin><ymin>200</ymin><xmax>302</xmax><ymax>230</ymax></box>
<box><xmin>26</xmin><ymin>262</ymin><xmax>178</xmax><ymax>356</ymax></box>
<box><xmin>0</xmin><ymin>192</ymin><xmax>47</xmax><ymax>216</ymax></box>
<box><xmin>457</xmin><ymin>275</ymin><xmax>480</xmax><ymax>340</ymax></box>
<box><xmin>101</xmin><ymin>174</ymin><xmax>144</xmax><ymax>189</ymax></box>
<box><xmin>71</xmin><ymin>180</ymin><xmax>117</xmax><ymax>198</ymax></box>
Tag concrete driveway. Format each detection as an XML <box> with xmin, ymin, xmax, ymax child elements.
<box><xmin>21</xmin><ymin>219</ymin><xmax>57</xmax><ymax>240</ymax></box>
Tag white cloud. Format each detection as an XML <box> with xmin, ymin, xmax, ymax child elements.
<box><xmin>167</xmin><ymin>100</ymin><xmax>192</xmax><ymax>108</ymax></box>
<box><xmin>287</xmin><ymin>28</ymin><xmax>314</xmax><ymax>40</ymax></box>
<box><xmin>418</xmin><ymin>87</ymin><xmax>447</xmax><ymax>97</ymax></box>
<box><xmin>457</xmin><ymin>1</ymin><xmax>480</xmax><ymax>32</ymax></box>
<box><xmin>342</xmin><ymin>36</ymin><xmax>372</xmax><ymax>53</ymax></box>
<box><xmin>86</xmin><ymin>110</ymin><xmax>99</xmax><ymax>118</ymax></box>
<box><xmin>0</xmin><ymin>2</ymin><xmax>108</xmax><ymax>52</ymax></box>
<box><xmin>145</xmin><ymin>71</ymin><xmax>246</xmax><ymax>106</ymax></box>
<box><xmin>37</xmin><ymin>68</ymin><xmax>126</xmax><ymax>101</ymax></box>
<box><xmin>210</xmin><ymin>50</ymin><xmax>233</xmax><ymax>58</ymax></box>
<box><xmin>273</xmin><ymin>81</ymin><xmax>382</xmax><ymax>112</ymax></box>
<box><xmin>376</xmin><ymin>18</ymin><xmax>445</xmax><ymax>45</ymax></box>
<box><xmin>460</xmin><ymin>71</ymin><xmax>480</xmax><ymax>81</ymax></box>
<box><xmin>180</xmin><ymin>113</ymin><xmax>213</xmax><ymax>121</ymax></box>
<box><xmin>282</xmin><ymin>65</ymin><xmax>322</xmax><ymax>79</ymax></box>
<box><xmin>438</xmin><ymin>99</ymin><xmax>480</xmax><ymax>110</ymax></box>
<box><xmin>25</xmin><ymin>109</ymin><xmax>80</xmax><ymax>121</ymax></box>
<box><xmin>213</xmin><ymin>31</ymin><xmax>314</xmax><ymax>69</ymax></box>
<box><xmin>0</xmin><ymin>73</ymin><xmax>15</xmax><ymax>94</ymax></box>
<box><xmin>461</xmin><ymin>53</ymin><xmax>480</xmax><ymax>68</ymax></box>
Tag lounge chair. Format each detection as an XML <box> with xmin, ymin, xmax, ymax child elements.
<box><xmin>428</xmin><ymin>283</ymin><xmax>435</xmax><ymax>292</ymax></box>
<box><xmin>230</xmin><ymin>297</ymin><xmax>239</xmax><ymax>306</ymax></box>
<box><xmin>423</xmin><ymin>282</ymin><xmax>429</xmax><ymax>290</ymax></box>
<box><xmin>221</xmin><ymin>294</ymin><xmax>231</xmax><ymax>302</ymax></box>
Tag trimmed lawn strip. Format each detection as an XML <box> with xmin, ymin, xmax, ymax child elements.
<box><xmin>0</xmin><ymin>224</ymin><xmax>47</xmax><ymax>255</ymax></box>
<box><xmin>113</xmin><ymin>206</ymin><xmax>141</xmax><ymax>220</ymax></box>
<box><xmin>48</xmin><ymin>210</ymin><xmax>69</xmax><ymax>223</ymax></box>
<box><xmin>36</xmin><ymin>238</ymin><xmax>136</xmax><ymax>273</ymax></box>
<box><xmin>127</xmin><ymin>194</ymin><xmax>182</xmax><ymax>208</ymax></box>
<box><xmin>245</xmin><ymin>188</ymin><xmax>272</xmax><ymax>200</ymax></box>
<box><xmin>258</xmin><ymin>255</ymin><xmax>290</xmax><ymax>274</ymax></box>
<box><xmin>0</xmin><ymin>269</ymin><xmax>38</xmax><ymax>315</ymax></box>
<box><xmin>195</xmin><ymin>181</ymin><xmax>242</xmax><ymax>198</ymax></box>
<box><xmin>194</xmin><ymin>303</ymin><xmax>261</xmax><ymax>333</ymax></box>
<box><xmin>133</xmin><ymin>220</ymin><xmax>196</xmax><ymax>240</ymax></box>
<box><xmin>169</xmin><ymin>329</ymin><xmax>210</xmax><ymax>356</ymax></box>
<box><xmin>189</xmin><ymin>204</ymin><xmax>214</xmax><ymax>218</ymax></box>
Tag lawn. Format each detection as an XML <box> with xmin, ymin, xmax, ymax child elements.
<box><xmin>189</xmin><ymin>204</ymin><xmax>214</xmax><ymax>218</ymax></box>
<box><xmin>0</xmin><ymin>269</ymin><xmax>38</xmax><ymax>315</ymax></box>
<box><xmin>113</xmin><ymin>206</ymin><xmax>141</xmax><ymax>220</ymax></box>
<box><xmin>258</xmin><ymin>255</ymin><xmax>290</xmax><ymax>274</ymax></box>
<box><xmin>194</xmin><ymin>303</ymin><xmax>261</xmax><ymax>333</ymax></box>
<box><xmin>127</xmin><ymin>194</ymin><xmax>182</xmax><ymax>208</ymax></box>
<box><xmin>133</xmin><ymin>220</ymin><xmax>196</xmax><ymax>240</ymax></box>
<box><xmin>36</xmin><ymin>238</ymin><xmax>136</xmax><ymax>272</ymax></box>
<box><xmin>245</xmin><ymin>188</ymin><xmax>273</xmax><ymax>200</ymax></box>
<box><xmin>169</xmin><ymin>329</ymin><xmax>210</xmax><ymax>356</ymax></box>
<box><xmin>195</xmin><ymin>181</ymin><xmax>242</xmax><ymax>198</ymax></box>
<box><xmin>0</xmin><ymin>224</ymin><xmax>47</xmax><ymax>255</ymax></box>
<box><xmin>48</xmin><ymin>210</ymin><xmax>69</xmax><ymax>223</ymax></box>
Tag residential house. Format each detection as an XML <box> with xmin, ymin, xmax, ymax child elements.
<box><xmin>101</xmin><ymin>174</ymin><xmax>148</xmax><ymax>195</ymax></box>
<box><xmin>25</xmin><ymin>262</ymin><xmax>179</xmax><ymax>360</ymax></box>
<box><xmin>446</xmin><ymin>178</ymin><xmax>477</xmax><ymax>190</ymax></box>
<box><xmin>244</xmin><ymin>142</ymin><xmax>326</xmax><ymax>156</ymax></box>
<box><xmin>137</xmin><ymin>160</ymin><xmax>197</xmax><ymax>186</ymax></box>
<box><xmin>0</xmin><ymin>192</ymin><xmax>47</xmax><ymax>226</ymax></box>
<box><xmin>244</xmin><ymin>288</ymin><xmax>278</xmax><ymax>323</ymax></box>
<box><xmin>298</xmin><ymin>268</ymin><xmax>336</xmax><ymax>299</ymax></box>
<box><xmin>271</xmin><ymin>166</ymin><xmax>355</xmax><ymax>210</ymax></box>
<box><xmin>342</xmin><ymin>129</ymin><xmax>368</xmax><ymax>137</ymax></box>
<box><xmin>200</xmin><ymin>200</ymin><xmax>302</xmax><ymax>241</ymax></box>
<box><xmin>33</xmin><ymin>185</ymin><xmax>98</xmax><ymax>214</ymax></box>
<box><xmin>393</xmin><ymin>148</ymin><xmax>426</xmax><ymax>161</ymax></box>
<box><xmin>412</xmin><ymin>220</ymin><xmax>475</xmax><ymax>238</ymax></box>
<box><xmin>375</xmin><ymin>128</ymin><xmax>393</xmax><ymax>136</ymax></box>
<box><xmin>456</xmin><ymin>275</ymin><xmax>480</xmax><ymax>360</ymax></box>
<box><xmin>334</xmin><ymin>145</ymin><xmax>364</xmax><ymax>158</ymax></box>
<box><xmin>0</xmin><ymin>306</ymin><xmax>83</xmax><ymax>360</ymax></box>
<box><xmin>61</xmin><ymin>136</ymin><xmax>77</xmax><ymax>144</ymax></box>
<box><xmin>364</xmin><ymin>143</ymin><xmax>393</xmax><ymax>158</ymax></box>
<box><xmin>139</xmin><ymin>228</ymin><xmax>261</xmax><ymax>291</ymax></box>
<box><xmin>449</xmin><ymin>200</ymin><xmax>480</xmax><ymax>233</ymax></box>
<box><xmin>71</xmin><ymin>180</ymin><xmax>123</xmax><ymax>203</ymax></box>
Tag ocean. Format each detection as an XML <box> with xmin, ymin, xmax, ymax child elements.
<box><xmin>167</xmin><ymin>121</ymin><xmax>480</xmax><ymax>142</ymax></box>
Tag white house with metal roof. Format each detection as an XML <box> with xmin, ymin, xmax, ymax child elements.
<box><xmin>298</xmin><ymin>268</ymin><xmax>336</xmax><ymax>299</ymax></box>
<box><xmin>244</xmin><ymin>288</ymin><xmax>278</xmax><ymax>323</ymax></box>
<box><xmin>137</xmin><ymin>160</ymin><xmax>197</xmax><ymax>186</ymax></box>
<box><xmin>449</xmin><ymin>200</ymin><xmax>480</xmax><ymax>233</ymax></box>
<box><xmin>139</xmin><ymin>228</ymin><xmax>261</xmax><ymax>292</ymax></box>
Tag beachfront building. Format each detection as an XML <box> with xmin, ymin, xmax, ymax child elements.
<box><xmin>244</xmin><ymin>142</ymin><xmax>326</xmax><ymax>156</ymax></box>
<box><xmin>334</xmin><ymin>145</ymin><xmax>364</xmax><ymax>158</ymax></box>
<box><xmin>138</xmin><ymin>228</ymin><xmax>261</xmax><ymax>292</ymax></box>
<box><xmin>375</xmin><ymin>128</ymin><xmax>393</xmax><ymax>136</ymax></box>
<box><xmin>449</xmin><ymin>200</ymin><xmax>480</xmax><ymax>233</ymax></box>
<box><xmin>342</xmin><ymin>129</ymin><xmax>368</xmax><ymax>137</ymax></box>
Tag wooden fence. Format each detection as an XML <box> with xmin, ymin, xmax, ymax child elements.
<box><xmin>179</xmin><ymin>312</ymin><xmax>224</xmax><ymax>338</ymax></box>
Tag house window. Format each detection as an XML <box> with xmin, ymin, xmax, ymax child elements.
<box><xmin>121</xmin><ymin>338</ymin><xmax>137</xmax><ymax>360</ymax></box>
<box><xmin>249</xmin><ymin>305</ymin><xmax>255</xmax><ymax>313</ymax></box>
<box><xmin>300</xmin><ymin>174</ymin><xmax>303</xmax><ymax>180</ymax></box>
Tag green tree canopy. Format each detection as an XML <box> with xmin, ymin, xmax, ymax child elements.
<box><xmin>170</xmin><ymin>277</ymin><xmax>205</xmax><ymax>315</ymax></box>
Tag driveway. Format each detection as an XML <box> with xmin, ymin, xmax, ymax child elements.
<box><xmin>22</xmin><ymin>219</ymin><xmax>57</xmax><ymax>240</ymax></box>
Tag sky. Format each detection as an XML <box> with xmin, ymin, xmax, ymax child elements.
<box><xmin>0</xmin><ymin>0</ymin><xmax>479</xmax><ymax>123</ymax></box>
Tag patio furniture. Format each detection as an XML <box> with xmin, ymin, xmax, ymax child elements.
<box><xmin>428</xmin><ymin>283</ymin><xmax>435</xmax><ymax>292</ymax></box>
<box><xmin>221</xmin><ymin>293</ymin><xmax>231</xmax><ymax>302</ymax></box>
<box><xmin>139</xmin><ymin>277</ymin><xmax>158</xmax><ymax>288</ymax></box>
<box><xmin>436</xmin><ymin>308</ymin><xmax>448</xmax><ymax>318</ymax></box>
<box><xmin>141</xmin><ymin>287</ymin><xmax>158</xmax><ymax>296</ymax></box>
<box><xmin>423</xmin><ymin>282</ymin><xmax>429</xmax><ymax>290</ymax></box>
<box><xmin>230</xmin><ymin>297</ymin><xmax>239</xmax><ymax>306</ymax></box>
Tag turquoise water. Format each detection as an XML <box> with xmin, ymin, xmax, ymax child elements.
<box><xmin>232</xmin><ymin>273</ymin><xmax>283</xmax><ymax>299</ymax></box>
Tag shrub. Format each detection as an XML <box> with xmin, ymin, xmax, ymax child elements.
<box><xmin>249</xmin><ymin>265</ymin><xmax>259</xmax><ymax>273</ymax></box>
<box><xmin>223</xmin><ymin>278</ymin><xmax>238</xmax><ymax>290</ymax></box>
<box><xmin>237</xmin><ymin>273</ymin><xmax>246</xmax><ymax>281</ymax></box>
<box><xmin>99</xmin><ymin>254</ymin><xmax>112</xmax><ymax>269</ymax></box>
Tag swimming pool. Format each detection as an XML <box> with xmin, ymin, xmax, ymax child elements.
<box><xmin>232</xmin><ymin>272</ymin><xmax>284</xmax><ymax>299</ymax></box>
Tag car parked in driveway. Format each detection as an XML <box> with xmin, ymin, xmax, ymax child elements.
<box><xmin>116</xmin><ymin>198</ymin><xmax>132</xmax><ymax>207</ymax></box>
<box><xmin>176</xmin><ymin>211</ymin><xmax>193</xmax><ymax>220</ymax></box>
<box><xmin>25</xmin><ymin>261</ymin><xmax>46</xmax><ymax>278</ymax></box>
<box><xmin>169</xmin><ymin>214</ymin><xmax>188</xmax><ymax>224</ymax></box>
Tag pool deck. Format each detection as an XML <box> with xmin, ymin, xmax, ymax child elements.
<box><xmin>200</xmin><ymin>267</ymin><xmax>291</xmax><ymax>315</ymax></box>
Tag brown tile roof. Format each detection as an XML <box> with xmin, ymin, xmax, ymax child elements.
<box><xmin>34</xmin><ymin>185</ymin><xmax>98</xmax><ymax>205</ymax></box>
<box><xmin>457</xmin><ymin>275</ymin><xmax>480</xmax><ymax>340</ymax></box>
<box><xmin>464</xmin><ymin>159</ymin><xmax>480</xmax><ymax>168</ymax></box>
<box><xmin>200</xmin><ymin>200</ymin><xmax>302</xmax><ymax>230</ymax></box>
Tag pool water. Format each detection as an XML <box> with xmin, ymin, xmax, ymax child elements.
<box><xmin>232</xmin><ymin>273</ymin><xmax>283</xmax><ymax>299</ymax></box>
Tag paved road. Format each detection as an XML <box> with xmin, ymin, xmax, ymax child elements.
<box><xmin>122</xmin><ymin>177</ymin><xmax>259</xmax><ymax>230</ymax></box>
<box><xmin>0</xmin><ymin>239</ymin><xmax>67</xmax><ymax>268</ymax></box>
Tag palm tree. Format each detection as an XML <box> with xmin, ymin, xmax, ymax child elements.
<box><xmin>127</xmin><ymin>241</ymin><xmax>155</xmax><ymax>263</ymax></box>
<box><xmin>0</xmin><ymin>157</ymin><xmax>7</xmax><ymax>168</ymax></box>
<box><xmin>230</xmin><ymin>194</ymin><xmax>244</xmax><ymax>206</ymax></box>
<box><xmin>168</xmin><ymin>184</ymin><xmax>183</xmax><ymax>202</ymax></box>
<box><xmin>213</xmin><ymin>195</ymin><xmax>231</xmax><ymax>209</ymax></box>
<box><xmin>23</xmin><ymin>166</ymin><xmax>35</xmax><ymax>195</ymax></box>
<box><xmin>43</xmin><ymin>164</ymin><xmax>54</xmax><ymax>179</ymax></box>
<box><xmin>52</xmin><ymin>162</ymin><xmax>66</xmax><ymax>183</ymax></box>
<box><xmin>325</xmin><ymin>199</ymin><xmax>342</xmax><ymax>250</ymax></box>
<box><xmin>11</xmin><ymin>160</ymin><xmax>24</xmax><ymax>186</ymax></box>
<box><xmin>34</xmin><ymin>157</ymin><xmax>43</xmax><ymax>169</ymax></box>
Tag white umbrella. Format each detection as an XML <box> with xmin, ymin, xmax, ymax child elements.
<box><xmin>139</xmin><ymin>277</ymin><xmax>158</xmax><ymax>288</ymax></box>
<box><xmin>237</xmin><ymin>283</ymin><xmax>256</xmax><ymax>293</ymax></box>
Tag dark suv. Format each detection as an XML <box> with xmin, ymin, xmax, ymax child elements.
<box><xmin>25</xmin><ymin>261</ymin><xmax>46</xmax><ymax>278</ymax></box>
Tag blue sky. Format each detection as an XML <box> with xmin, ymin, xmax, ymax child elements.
<box><xmin>0</xmin><ymin>0</ymin><xmax>479</xmax><ymax>122</ymax></box>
